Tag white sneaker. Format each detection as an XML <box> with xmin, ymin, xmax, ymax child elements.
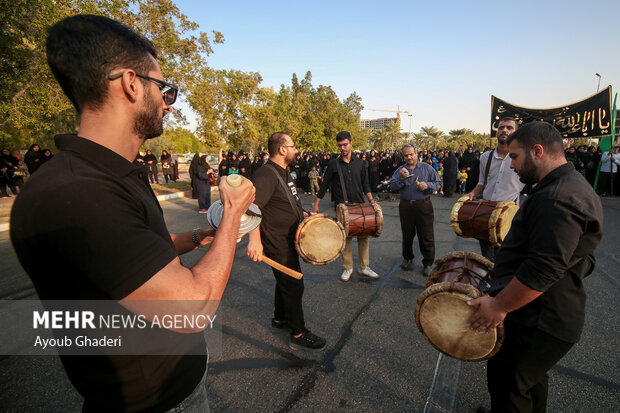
<box><xmin>358</xmin><ymin>266</ymin><xmax>379</xmax><ymax>279</ymax></box>
<box><xmin>340</xmin><ymin>268</ymin><xmax>353</xmax><ymax>282</ymax></box>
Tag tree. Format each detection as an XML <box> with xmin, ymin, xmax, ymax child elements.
<box><xmin>1</xmin><ymin>0</ymin><xmax>223</xmax><ymax>150</ymax></box>
<box><xmin>414</xmin><ymin>126</ymin><xmax>446</xmax><ymax>150</ymax></box>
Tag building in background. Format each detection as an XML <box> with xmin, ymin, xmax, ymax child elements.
<box><xmin>359</xmin><ymin>117</ymin><xmax>400</xmax><ymax>131</ymax></box>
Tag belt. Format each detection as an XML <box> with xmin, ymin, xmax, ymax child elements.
<box><xmin>401</xmin><ymin>197</ymin><xmax>430</xmax><ymax>205</ymax></box>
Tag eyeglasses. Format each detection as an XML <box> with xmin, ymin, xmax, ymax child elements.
<box><xmin>108</xmin><ymin>72</ymin><xmax>179</xmax><ymax>105</ymax></box>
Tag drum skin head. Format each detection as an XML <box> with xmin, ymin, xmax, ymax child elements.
<box><xmin>494</xmin><ymin>202</ymin><xmax>519</xmax><ymax>245</ymax></box>
<box><xmin>295</xmin><ymin>215</ymin><xmax>345</xmax><ymax>265</ymax></box>
<box><xmin>415</xmin><ymin>282</ymin><xmax>504</xmax><ymax>362</ymax></box>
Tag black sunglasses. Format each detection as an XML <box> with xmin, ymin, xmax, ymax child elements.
<box><xmin>108</xmin><ymin>71</ymin><xmax>179</xmax><ymax>105</ymax></box>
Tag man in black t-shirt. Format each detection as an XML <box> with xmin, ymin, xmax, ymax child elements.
<box><xmin>468</xmin><ymin>122</ymin><xmax>603</xmax><ymax>413</ymax></box>
<box><xmin>10</xmin><ymin>15</ymin><xmax>255</xmax><ymax>412</ymax></box>
<box><xmin>247</xmin><ymin>132</ymin><xmax>326</xmax><ymax>351</ymax></box>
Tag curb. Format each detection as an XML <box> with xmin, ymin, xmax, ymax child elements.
<box><xmin>156</xmin><ymin>191</ymin><xmax>191</xmax><ymax>202</ymax></box>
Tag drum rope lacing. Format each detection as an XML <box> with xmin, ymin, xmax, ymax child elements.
<box><xmin>433</xmin><ymin>252</ymin><xmax>492</xmax><ymax>291</ymax></box>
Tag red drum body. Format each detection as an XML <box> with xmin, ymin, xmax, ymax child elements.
<box><xmin>450</xmin><ymin>196</ymin><xmax>519</xmax><ymax>247</ymax></box>
<box><xmin>335</xmin><ymin>202</ymin><xmax>383</xmax><ymax>238</ymax></box>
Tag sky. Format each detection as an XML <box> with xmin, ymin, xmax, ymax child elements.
<box><xmin>173</xmin><ymin>0</ymin><xmax>620</xmax><ymax>135</ymax></box>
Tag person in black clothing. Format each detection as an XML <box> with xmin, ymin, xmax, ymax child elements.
<box><xmin>312</xmin><ymin>131</ymin><xmax>379</xmax><ymax>282</ymax></box>
<box><xmin>584</xmin><ymin>145</ymin><xmax>600</xmax><ymax>186</ymax></box>
<box><xmin>218</xmin><ymin>154</ymin><xmax>229</xmax><ymax>178</ymax></box>
<box><xmin>459</xmin><ymin>146</ymin><xmax>479</xmax><ymax>192</ymax></box>
<box><xmin>40</xmin><ymin>148</ymin><xmax>54</xmax><ymax>166</ymax></box>
<box><xmin>194</xmin><ymin>154</ymin><xmax>214</xmax><ymax>213</ymax></box>
<box><xmin>441</xmin><ymin>150</ymin><xmax>458</xmax><ymax>197</ymax></box>
<box><xmin>133</xmin><ymin>152</ymin><xmax>145</xmax><ymax>167</ymax></box>
<box><xmin>10</xmin><ymin>14</ymin><xmax>255</xmax><ymax>412</ymax></box>
<box><xmin>247</xmin><ymin>132</ymin><xmax>326</xmax><ymax>351</ymax></box>
<box><xmin>238</xmin><ymin>152</ymin><xmax>252</xmax><ymax>179</ymax></box>
<box><xmin>24</xmin><ymin>144</ymin><xmax>42</xmax><ymax>174</ymax></box>
<box><xmin>160</xmin><ymin>149</ymin><xmax>173</xmax><ymax>183</ymax></box>
<box><xmin>1</xmin><ymin>148</ymin><xmax>20</xmax><ymax>196</ymax></box>
<box><xmin>468</xmin><ymin>121</ymin><xmax>603</xmax><ymax>413</ymax></box>
<box><xmin>143</xmin><ymin>149</ymin><xmax>159</xmax><ymax>183</ymax></box>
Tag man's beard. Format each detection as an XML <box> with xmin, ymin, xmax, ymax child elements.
<box><xmin>517</xmin><ymin>152</ymin><xmax>538</xmax><ymax>185</ymax></box>
<box><xmin>284</xmin><ymin>150</ymin><xmax>296</xmax><ymax>166</ymax></box>
<box><xmin>497</xmin><ymin>137</ymin><xmax>507</xmax><ymax>145</ymax></box>
<box><xmin>134</xmin><ymin>87</ymin><xmax>164</xmax><ymax>140</ymax></box>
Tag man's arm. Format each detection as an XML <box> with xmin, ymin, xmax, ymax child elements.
<box><xmin>246</xmin><ymin>227</ymin><xmax>264</xmax><ymax>262</ymax></box>
<box><xmin>170</xmin><ymin>227</ymin><xmax>216</xmax><ymax>255</ymax></box>
<box><xmin>121</xmin><ymin>177</ymin><xmax>255</xmax><ymax>303</ymax></box>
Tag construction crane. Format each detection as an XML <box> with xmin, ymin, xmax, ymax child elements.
<box><xmin>368</xmin><ymin>105</ymin><xmax>411</xmax><ymax>122</ymax></box>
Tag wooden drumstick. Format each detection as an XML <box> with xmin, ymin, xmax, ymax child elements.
<box><xmin>260</xmin><ymin>256</ymin><xmax>303</xmax><ymax>280</ymax></box>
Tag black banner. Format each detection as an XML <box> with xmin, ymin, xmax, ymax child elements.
<box><xmin>491</xmin><ymin>87</ymin><xmax>612</xmax><ymax>138</ymax></box>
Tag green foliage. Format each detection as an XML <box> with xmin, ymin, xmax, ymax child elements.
<box><xmin>1</xmin><ymin>0</ymin><xmax>222</xmax><ymax>150</ymax></box>
<box><xmin>188</xmin><ymin>70</ymin><xmax>364</xmax><ymax>153</ymax></box>
<box><xmin>143</xmin><ymin>127</ymin><xmax>208</xmax><ymax>155</ymax></box>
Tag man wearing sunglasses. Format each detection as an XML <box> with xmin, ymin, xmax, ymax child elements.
<box><xmin>10</xmin><ymin>14</ymin><xmax>255</xmax><ymax>412</ymax></box>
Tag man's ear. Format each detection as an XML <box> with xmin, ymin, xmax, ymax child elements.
<box><xmin>120</xmin><ymin>71</ymin><xmax>139</xmax><ymax>103</ymax></box>
<box><xmin>531</xmin><ymin>143</ymin><xmax>544</xmax><ymax>161</ymax></box>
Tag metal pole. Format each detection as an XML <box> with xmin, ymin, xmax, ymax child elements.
<box><xmin>596</xmin><ymin>73</ymin><xmax>601</xmax><ymax>92</ymax></box>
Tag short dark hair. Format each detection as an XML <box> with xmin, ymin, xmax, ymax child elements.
<box><xmin>336</xmin><ymin>131</ymin><xmax>352</xmax><ymax>142</ymax></box>
<box><xmin>46</xmin><ymin>14</ymin><xmax>158</xmax><ymax>113</ymax></box>
<box><xmin>507</xmin><ymin>121</ymin><xmax>564</xmax><ymax>156</ymax></box>
<box><xmin>268</xmin><ymin>132</ymin><xmax>288</xmax><ymax>156</ymax></box>
<box><xmin>499</xmin><ymin>116</ymin><xmax>519</xmax><ymax>130</ymax></box>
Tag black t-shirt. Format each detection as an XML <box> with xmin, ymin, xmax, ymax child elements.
<box><xmin>252</xmin><ymin>161</ymin><xmax>303</xmax><ymax>261</ymax></box>
<box><xmin>10</xmin><ymin>135</ymin><xmax>206</xmax><ymax>412</ymax></box>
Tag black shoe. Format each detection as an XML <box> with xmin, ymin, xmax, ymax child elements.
<box><xmin>289</xmin><ymin>329</ymin><xmax>326</xmax><ymax>350</ymax></box>
<box><xmin>423</xmin><ymin>265</ymin><xmax>432</xmax><ymax>277</ymax></box>
<box><xmin>271</xmin><ymin>318</ymin><xmax>290</xmax><ymax>330</ymax></box>
<box><xmin>476</xmin><ymin>407</ymin><xmax>490</xmax><ymax>413</ymax></box>
<box><xmin>400</xmin><ymin>258</ymin><xmax>414</xmax><ymax>271</ymax></box>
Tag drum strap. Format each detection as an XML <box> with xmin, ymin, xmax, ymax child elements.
<box><xmin>335</xmin><ymin>161</ymin><xmax>349</xmax><ymax>204</ymax></box>
<box><xmin>264</xmin><ymin>164</ymin><xmax>303</xmax><ymax>221</ymax></box>
<box><xmin>481</xmin><ymin>149</ymin><xmax>494</xmax><ymax>193</ymax></box>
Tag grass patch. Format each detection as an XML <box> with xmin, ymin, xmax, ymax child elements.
<box><xmin>151</xmin><ymin>181</ymin><xmax>191</xmax><ymax>195</ymax></box>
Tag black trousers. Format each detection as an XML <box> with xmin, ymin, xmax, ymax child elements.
<box><xmin>398</xmin><ymin>199</ymin><xmax>435</xmax><ymax>267</ymax></box>
<box><xmin>487</xmin><ymin>321</ymin><xmax>573</xmax><ymax>413</ymax></box>
<box><xmin>267</xmin><ymin>244</ymin><xmax>305</xmax><ymax>335</ymax></box>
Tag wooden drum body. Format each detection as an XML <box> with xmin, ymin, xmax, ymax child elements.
<box><xmin>336</xmin><ymin>202</ymin><xmax>383</xmax><ymax>238</ymax></box>
<box><xmin>414</xmin><ymin>251</ymin><xmax>503</xmax><ymax>362</ymax></box>
<box><xmin>295</xmin><ymin>214</ymin><xmax>346</xmax><ymax>265</ymax></box>
<box><xmin>450</xmin><ymin>196</ymin><xmax>519</xmax><ymax>246</ymax></box>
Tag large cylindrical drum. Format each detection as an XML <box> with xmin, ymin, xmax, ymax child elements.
<box><xmin>450</xmin><ymin>196</ymin><xmax>519</xmax><ymax>246</ymax></box>
<box><xmin>335</xmin><ymin>202</ymin><xmax>383</xmax><ymax>238</ymax></box>
<box><xmin>414</xmin><ymin>251</ymin><xmax>503</xmax><ymax>362</ymax></box>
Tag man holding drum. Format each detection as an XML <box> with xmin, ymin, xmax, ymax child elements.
<box><xmin>311</xmin><ymin>131</ymin><xmax>379</xmax><ymax>282</ymax></box>
<box><xmin>465</xmin><ymin>117</ymin><xmax>524</xmax><ymax>261</ymax></box>
<box><xmin>468</xmin><ymin>121</ymin><xmax>603</xmax><ymax>413</ymax></box>
<box><xmin>389</xmin><ymin>144</ymin><xmax>442</xmax><ymax>276</ymax></box>
<box><xmin>247</xmin><ymin>132</ymin><xmax>326</xmax><ymax>351</ymax></box>
<box><xmin>10</xmin><ymin>15</ymin><xmax>256</xmax><ymax>411</ymax></box>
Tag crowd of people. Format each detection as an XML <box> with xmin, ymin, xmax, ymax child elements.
<box><xmin>210</xmin><ymin>142</ymin><xmax>619</xmax><ymax>200</ymax></box>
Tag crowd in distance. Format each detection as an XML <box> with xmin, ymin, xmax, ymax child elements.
<box><xmin>2</xmin><ymin>142</ymin><xmax>619</xmax><ymax>199</ymax></box>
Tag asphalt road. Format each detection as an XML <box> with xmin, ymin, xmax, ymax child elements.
<box><xmin>1</xmin><ymin>192</ymin><xmax>619</xmax><ymax>412</ymax></box>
